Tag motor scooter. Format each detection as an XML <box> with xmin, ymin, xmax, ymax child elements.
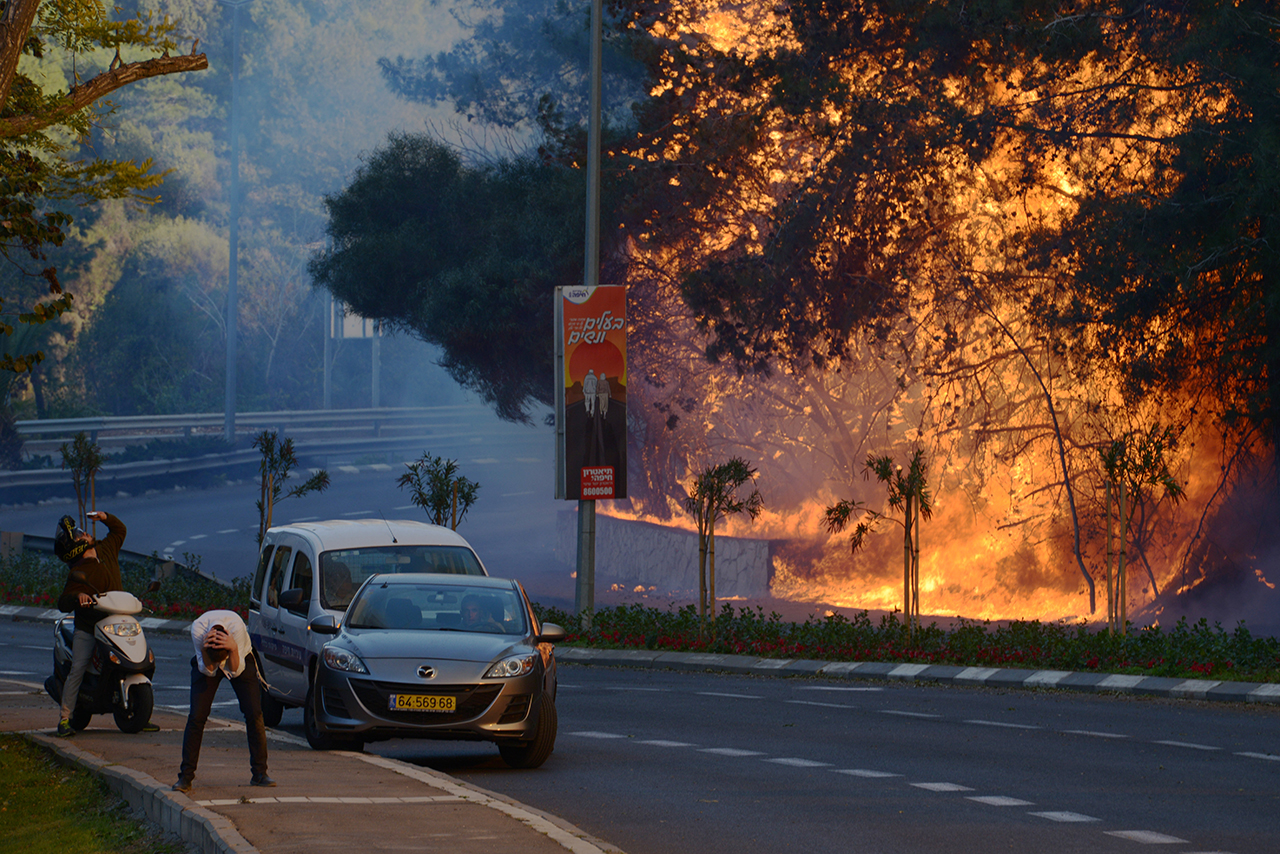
<box><xmin>44</xmin><ymin>576</ymin><xmax>158</xmax><ymax>733</ymax></box>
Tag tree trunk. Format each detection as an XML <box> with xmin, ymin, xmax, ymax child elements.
<box><xmin>708</xmin><ymin>518</ymin><xmax>716</xmax><ymax>626</ymax></box>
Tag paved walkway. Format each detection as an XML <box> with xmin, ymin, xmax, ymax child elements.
<box><xmin>0</xmin><ymin>679</ymin><xmax>618</xmax><ymax>854</ymax></box>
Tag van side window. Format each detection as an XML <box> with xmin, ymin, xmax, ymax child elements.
<box><xmin>266</xmin><ymin>546</ymin><xmax>292</xmax><ymax>608</ymax></box>
<box><xmin>251</xmin><ymin>547</ymin><xmax>274</xmax><ymax>608</ymax></box>
<box><xmin>286</xmin><ymin>552</ymin><xmax>313</xmax><ymax>616</ymax></box>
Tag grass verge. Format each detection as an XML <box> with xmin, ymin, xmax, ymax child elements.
<box><xmin>0</xmin><ymin>734</ymin><xmax>184</xmax><ymax>854</ymax></box>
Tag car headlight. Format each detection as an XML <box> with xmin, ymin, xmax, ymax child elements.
<box><xmin>322</xmin><ymin>645</ymin><xmax>368</xmax><ymax>674</ymax></box>
<box><xmin>102</xmin><ymin>622</ymin><xmax>141</xmax><ymax>637</ymax></box>
<box><xmin>484</xmin><ymin>654</ymin><xmax>536</xmax><ymax>678</ymax></box>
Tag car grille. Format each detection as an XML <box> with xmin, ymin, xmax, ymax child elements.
<box><xmin>498</xmin><ymin>693</ymin><xmax>531</xmax><ymax>724</ymax></box>
<box><xmin>348</xmin><ymin>680</ymin><xmax>503</xmax><ymax>725</ymax></box>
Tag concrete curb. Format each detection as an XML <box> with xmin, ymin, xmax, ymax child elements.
<box><xmin>23</xmin><ymin>730</ymin><xmax>257</xmax><ymax>854</ymax></box>
<box><xmin>554</xmin><ymin>647</ymin><xmax>1280</xmax><ymax>705</ymax></box>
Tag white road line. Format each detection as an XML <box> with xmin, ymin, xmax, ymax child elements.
<box><xmin>697</xmin><ymin>692</ymin><xmax>761</xmax><ymax>699</ymax></box>
<box><xmin>639</xmin><ymin>740</ymin><xmax>695</xmax><ymax>748</ymax></box>
<box><xmin>21</xmin><ymin>645</ymin><xmax>46</xmax><ymax>650</ymax></box>
<box><xmin>1154</xmin><ymin>740</ymin><xmax>1220</xmax><ymax>751</ymax></box>
<box><xmin>1236</xmin><ymin>751</ymin><xmax>1280</xmax><ymax>761</ymax></box>
<box><xmin>968</xmin><ymin>796</ymin><xmax>1035</xmax><ymax>807</ymax></box>
<box><xmin>1104</xmin><ymin>830</ymin><xmax>1188</xmax><ymax>844</ymax></box>
<box><xmin>911</xmin><ymin>782</ymin><xmax>974</xmax><ymax>792</ymax></box>
<box><xmin>393</xmin><ymin>505</ymin><xmax>416</xmax><ymax>511</ymax></box>
<box><xmin>1064</xmin><ymin>730</ymin><xmax>1129</xmax><ymax>738</ymax></box>
<box><xmin>189</xmin><ymin>534</ymin><xmax>208</xmax><ymax>540</ymax></box>
<box><xmin>569</xmin><ymin>731</ymin><xmax>626</xmax><ymax>739</ymax></box>
<box><xmin>880</xmin><ymin>710</ymin><xmax>941</xmax><ymax>718</ymax></box>
<box><xmin>169</xmin><ymin>540</ymin><xmax>186</xmax><ymax>547</ymax></box>
<box><xmin>699</xmin><ymin>748</ymin><xmax>765</xmax><ymax>757</ymax></box>
<box><xmin>832</xmin><ymin>769</ymin><xmax>901</xmax><ymax>778</ymax></box>
<box><xmin>797</xmin><ymin>686</ymin><xmax>883</xmax><ymax>692</ymax></box>
<box><xmin>289</xmin><ymin>516</ymin><xmax>319</xmax><ymax>522</ymax></box>
<box><xmin>786</xmin><ymin>700</ymin><xmax>859</xmax><ymax>709</ymax></box>
<box><xmin>604</xmin><ymin>686</ymin><xmax>667</xmax><ymax>692</ymax></box>
<box><xmin>966</xmin><ymin>719</ymin><xmax>1039</xmax><ymax>730</ymax></box>
<box><xmin>765</xmin><ymin>758</ymin><xmax>830</xmax><ymax>768</ymax></box>
<box><xmin>1029</xmin><ymin>811</ymin><xmax>1100</xmax><ymax>822</ymax></box>
<box><xmin>0</xmin><ymin>670</ymin><xmax>35</xmax><ymax>675</ymax></box>
<box><xmin>340</xmin><ymin>510</ymin><xmax>372</xmax><ymax>516</ymax></box>
<box><xmin>217</xmin><ymin>528</ymin><xmax>238</xmax><ymax>534</ymax></box>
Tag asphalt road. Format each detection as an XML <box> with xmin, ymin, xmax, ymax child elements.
<box><xmin>3</xmin><ymin>622</ymin><xmax>1277</xmax><ymax>853</ymax></box>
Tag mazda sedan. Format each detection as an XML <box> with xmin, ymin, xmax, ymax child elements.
<box><xmin>305</xmin><ymin>573</ymin><xmax>565</xmax><ymax>768</ymax></box>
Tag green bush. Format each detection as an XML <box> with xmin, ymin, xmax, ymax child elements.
<box><xmin>531</xmin><ymin>602</ymin><xmax>1280</xmax><ymax>684</ymax></box>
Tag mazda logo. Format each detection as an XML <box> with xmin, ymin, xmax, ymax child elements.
<box><xmin>417</xmin><ymin>665</ymin><xmax>436</xmax><ymax>679</ymax></box>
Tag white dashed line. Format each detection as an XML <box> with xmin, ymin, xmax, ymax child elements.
<box><xmin>697</xmin><ymin>692</ymin><xmax>761</xmax><ymax>699</ymax></box>
<box><xmin>169</xmin><ymin>540</ymin><xmax>185</xmax><ymax>547</ymax></box>
<box><xmin>393</xmin><ymin>505</ymin><xmax>416</xmax><ymax>511</ymax></box>
<box><xmin>832</xmin><ymin>769</ymin><xmax>901</xmax><ymax>778</ymax></box>
<box><xmin>605</xmin><ymin>686</ymin><xmax>667</xmax><ymax>692</ymax></box>
<box><xmin>966</xmin><ymin>719</ymin><xmax>1039</xmax><ymax>730</ymax></box>
<box><xmin>1029</xmin><ymin>811</ymin><xmax>1100</xmax><ymax>823</ymax></box>
<box><xmin>765</xmin><ymin>758</ymin><xmax>830</xmax><ymax>768</ymax></box>
<box><xmin>787</xmin><ymin>700</ymin><xmax>859</xmax><ymax>709</ymax></box>
<box><xmin>1104</xmin><ymin>830</ymin><xmax>1188</xmax><ymax>844</ymax></box>
<box><xmin>1154</xmin><ymin>740</ymin><xmax>1220</xmax><ymax>751</ymax></box>
<box><xmin>880</xmin><ymin>710</ymin><xmax>941</xmax><ymax>719</ymax></box>
<box><xmin>967</xmin><ymin>796</ymin><xmax>1035</xmax><ymax>807</ymax></box>
<box><xmin>1064</xmin><ymin>730</ymin><xmax>1129</xmax><ymax>738</ymax></box>
<box><xmin>217</xmin><ymin>528</ymin><xmax>238</xmax><ymax>534</ymax></box>
<box><xmin>570</xmin><ymin>731</ymin><xmax>626</xmax><ymax>739</ymax></box>
<box><xmin>340</xmin><ymin>510</ymin><xmax>372</xmax><ymax>516</ymax></box>
<box><xmin>189</xmin><ymin>534</ymin><xmax>207</xmax><ymax>540</ymax></box>
<box><xmin>699</xmin><ymin>748</ymin><xmax>765</xmax><ymax>757</ymax></box>
<box><xmin>911</xmin><ymin>782</ymin><xmax>974</xmax><ymax>792</ymax></box>
<box><xmin>797</xmin><ymin>686</ymin><xmax>884</xmax><ymax>692</ymax></box>
<box><xmin>639</xmin><ymin>740</ymin><xmax>695</xmax><ymax>748</ymax></box>
<box><xmin>1236</xmin><ymin>751</ymin><xmax>1280</xmax><ymax>761</ymax></box>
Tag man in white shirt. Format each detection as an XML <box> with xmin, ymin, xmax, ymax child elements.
<box><xmin>173</xmin><ymin>610</ymin><xmax>274</xmax><ymax>792</ymax></box>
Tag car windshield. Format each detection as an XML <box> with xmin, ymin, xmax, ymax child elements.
<box><xmin>345</xmin><ymin>581</ymin><xmax>527</xmax><ymax>635</ymax></box>
<box><xmin>320</xmin><ymin>546</ymin><xmax>484</xmax><ymax>610</ymax></box>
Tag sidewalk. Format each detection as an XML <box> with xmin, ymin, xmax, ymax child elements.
<box><xmin>1</xmin><ymin>678</ymin><xmax>618</xmax><ymax>854</ymax></box>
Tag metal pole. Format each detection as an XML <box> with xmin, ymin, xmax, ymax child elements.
<box><xmin>221</xmin><ymin>0</ymin><xmax>254</xmax><ymax>445</ymax></box>
<box><xmin>371</xmin><ymin>321</ymin><xmax>381</xmax><ymax>408</ymax></box>
<box><xmin>575</xmin><ymin>0</ymin><xmax>604</xmax><ymax>629</ymax></box>
<box><xmin>322</xmin><ymin>293</ymin><xmax>332</xmax><ymax>409</ymax></box>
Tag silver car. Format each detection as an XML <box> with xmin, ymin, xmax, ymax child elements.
<box><xmin>306</xmin><ymin>573</ymin><xmax>566</xmax><ymax>768</ymax></box>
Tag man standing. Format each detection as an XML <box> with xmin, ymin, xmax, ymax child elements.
<box><xmin>583</xmin><ymin>369</ymin><xmax>597</xmax><ymax>418</ymax></box>
<box><xmin>173</xmin><ymin>610</ymin><xmax>274</xmax><ymax>792</ymax></box>
<box><xmin>54</xmin><ymin>510</ymin><xmax>126</xmax><ymax>736</ymax></box>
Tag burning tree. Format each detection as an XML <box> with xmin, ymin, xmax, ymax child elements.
<box><xmin>684</xmin><ymin>457</ymin><xmax>763</xmax><ymax>632</ymax></box>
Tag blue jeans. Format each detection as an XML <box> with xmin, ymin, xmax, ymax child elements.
<box><xmin>178</xmin><ymin>653</ymin><xmax>269</xmax><ymax>782</ymax></box>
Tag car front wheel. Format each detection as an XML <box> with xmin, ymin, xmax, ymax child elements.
<box><xmin>304</xmin><ymin>676</ymin><xmax>360</xmax><ymax>752</ymax></box>
<box><xmin>498</xmin><ymin>696</ymin><xmax>557</xmax><ymax>769</ymax></box>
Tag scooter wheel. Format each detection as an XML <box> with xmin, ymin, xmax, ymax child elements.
<box><xmin>113</xmin><ymin>683</ymin><xmax>154</xmax><ymax>734</ymax></box>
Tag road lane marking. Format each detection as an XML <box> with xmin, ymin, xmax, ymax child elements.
<box><xmin>911</xmin><ymin>782</ymin><xmax>974</xmax><ymax>792</ymax></box>
<box><xmin>966</xmin><ymin>719</ymin><xmax>1039</xmax><ymax>730</ymax></box>
<box><xmin>1236</xmin><ymin>751</ymin><xmax>1280</xmax><ymax>761</ymax></box>
<box><xmin>569</xmin><ymin>731</ymin><xmax>626</xmax><ymax>739</ymax></box>
<box><xmin>1154</xmin><ymin>740</ymin><xmax>1220</xmax><ymax>751</ymax></box>
<box><xmin>765</xmin><ymin>758</ymin><xmax>830</xmax><ymax>768</ymax></box>
<box><xmin>697</xmin><ymin>692</ymin><xmax>761</xmax><ymax>699</ymax></box>
<box><xmin>787</xmin><ymin>700</ymin><xmax>859</xmax><ymax>709</ymax></box>
<box><xmin>189</xmin><ymin>534</ymin><xmax>207</xmax><ymax>540</ymax></box>
<box><xmin>968</xmin><ymin>796</ymin><xmax>1034</xmax><ymax>807</ymax></box>
<box><xmin>1029</xmin><ymin>811</ymin><xmax>1100</xmax><ymax>822</ymax></box>
<box><xmin>880</xmin><ymin>710</ymin><xmax>940</xmax><ymax>718</ymax></box>
<box><xmin>340</xmin><ymin>510</ymin><xmax>372</xmax><ymax>516</ymax></box>
<box><xmin>1064</xmin><ymin>730</ymin><xmax>1128</xmax><ymax>738</ymax></box>
<box><xmin>832</xmin><ymin>769</ymin><xmax>901</xmax><ymax>778</ymax></box>
<box><xmin>797</xmin><ymin>686</ymin><xmax>883</xmax><ymax>692</ymax></box>
<box><xmin>217</xmin><ymin>528</ymin><xmax>238</xmax><ymax>534</ymax></box>
<box><xmin>699</xmin><ymin>748</ymin><xmax>765</xmax><ymax>757</ymax></box>
<box><xmin>1104</xmin><ymin>830</ymin><xmax>1188</xmax><ymax>844</ymax></box>
<box><xmin>640</xmin><ymin>740</ymin><xmax>695</xmax><ymax>748</ymax></box>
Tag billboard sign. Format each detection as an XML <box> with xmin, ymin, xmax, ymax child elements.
<box><xmin>555</xmin><ymin>285</ymin><xmax>627</xmax><ymax>500</ymax></box>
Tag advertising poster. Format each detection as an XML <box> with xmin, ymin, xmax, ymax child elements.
<box><xmin>556</xmin><ymin>285</ymin><xmax>627</xmax><ymax>500</ymax></box>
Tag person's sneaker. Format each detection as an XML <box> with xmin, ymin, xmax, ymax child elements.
<box><xmin>172</xmin><ymin>778</ymin><xmax>192</xmax><ymax>793</ymax></box>
<box><xmin>55</xmin><ymin>719</ymin><xmax>74</xmax><ymax>737</ymax></box>
<box><xmin>141</xmin><ymin>722</ymin><xmax>161</xmax><ymax>733</ymax></box>
<box><xmin>250</xmin><ymin>774</ymin><xmax>276</xmax><ymax>787</ymax></box>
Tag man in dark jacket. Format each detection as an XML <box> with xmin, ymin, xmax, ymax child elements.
<box><xmin>54</xmin><ymin>510</ymin><xmax>126</xmax><ymax>736</ymax></box>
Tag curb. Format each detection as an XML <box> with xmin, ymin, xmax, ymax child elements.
<box><xmin>23</xmin><ymin>729</ymin><xmax>256</xmax><ymax>854</ymax></box>
<box><xmin>554</xmin><ymin>647</ymin><xmax>1280</xmax><ymax>705</ymax></box>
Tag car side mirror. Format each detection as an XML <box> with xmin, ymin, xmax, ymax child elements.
<box><xmin>308</xmin><ymin>615</ymin><xmax>339</xmax><ymax>635</ymax></box>
<box><xmin>539</xmin><ymin>622</ymin><xmax>567</xmax><ymax>643</ymax></box>
<box><xmin>278</xmin><ymin>588</ymin><xmax>306</xmax><ymax>610</ymax></box>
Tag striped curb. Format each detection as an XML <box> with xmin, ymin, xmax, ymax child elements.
<box><xmin>553</xmin><ymin>647</ymin><xmax>1280</xmax><ymax>705</ymax></box>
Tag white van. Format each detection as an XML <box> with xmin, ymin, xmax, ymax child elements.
<box><xmin>247</xmin><ymin>519</ymin><xmax>488</xmax><ymax>726</ymax></box>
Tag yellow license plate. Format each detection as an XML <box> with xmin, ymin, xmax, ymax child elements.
<box><xmin>389</xmin><ymin>694</ymin><xmax>456</xmax><ymax>713</ymax></box>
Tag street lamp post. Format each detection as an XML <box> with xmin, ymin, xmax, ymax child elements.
<box><xmin>219</xmin><ymin>0</ymin><xmax>254</xmax><ymax>445</ymax></box>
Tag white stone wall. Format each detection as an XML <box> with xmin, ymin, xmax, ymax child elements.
<box><xmin>556</xmin><ymin>510</ymin><xmax>771</xmax><ymax>598</ymax></box>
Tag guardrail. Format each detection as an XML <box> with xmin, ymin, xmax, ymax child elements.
<box><xmin>12</xmin><ymin>534</ymin><xmax>231</xmax><ymax>589</ymax></box>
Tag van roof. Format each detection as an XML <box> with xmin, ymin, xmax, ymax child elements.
<box><xmin>265</xmin><ymin>519</ymin><xmax>476</xmax><ymax>553</ymax></box>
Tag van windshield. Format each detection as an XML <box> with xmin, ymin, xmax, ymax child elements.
<box><xmin>320</xmin><ymin>546</ymin><xmax>484</xmax><ymax>610</ymax></box>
